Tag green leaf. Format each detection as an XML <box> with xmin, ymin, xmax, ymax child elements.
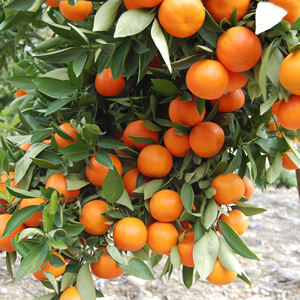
<box><xmin>7</xmin><ymin>75</ymin><xmax>36</xmax><ymax>90</ymax></box>
<box><xmin>79</xmin><ymin>92</ymin><xmax>97</xmax><ymax>106</ymax></box>
<box><xmin>120</xmin><ymin>257</ymin><xmax>155</xmax><ymax>280</ymax></box>
<box><xmin>34</xmin><ymin>293</ymin><xmax>56</xmax><ymax>300</ymax></box>
<box><xmin>34</xmin><ymin>47</ymin><xmax>83</xmax><ymax>63</ymax></box>
<box><xmin>182</xmin><ymin>266</ymin><xmax>194</xmax><ymax>289</ymax></box>
<box><xmin>151</xmin><ymin>252</ymin><xmax>162</xmax><ymax>268</ymax></box>
<box><xmin>103</xmin><ymin>167</ymin><xmax>124</xmax><ymax>204</ymax></box>
<box><xmin>44</xmin><ymin>271</ymin><xmax>59</xmax><ymax>295</ymax></box>
<box><xmin>99</xmin><ymin>138</ymin><xmax>128</xmax><ymax>150</ymax></box>
<box><xmin>77</xmin><ymin>264</ymin><xmax>96</xmax><ymax>300</ymax></box>
<box><xmin>107</xmin><ymin>245</ymin><xmax>127</xmax><ymax>265</ymax></box>
<box><xmin>5</xmin><ymin>186</ymin><xmax>40</xmax><ymax>199</ymax></box>
<box><xmin>95</xmin><ymin>152</ymin><xmax>113</xmax><ymax>169</ymax></box>
<box><xmin>73</xmin><ymin>52</ymin><xmax>88</xmax><ymax>78</ymax></box>
<box><xmin>132</xmin><ymin>247</ymin><xmax>151</xmax><ymax>261</ymax></box>
<box><xmin>61</xmin><ymin>272</ymin><xmax>77</xmax><ymax>292</ymax></box>
<box><xmin>267</xmin><ymin>48</ymin><xmax>284</xmax><ymax>87</ymax></box>
<box><xmin>202</xmin><ymin>198</ymin><xmax>218</xmax><ymax>229</ymax></box>
<box><xmin>181</xmin><ymin>183</ymin><xmax>194</xmax><ymax>213</ymax></box>
<box><xmin>170</xmin><ymin>246</ymin><xmax>181</xmax><ymax>270</ymax></box>
<box><xmin>116</xmin><ymin>189</ymin><xmax>134</xmax><ymax>210</ymax></box>
<box><xmin>151</xmin><ymin>79</ymin><xmax>180</xmax><ymax>96</ymax></box>
<box><xmin>18</xmin><ymin>228</ymin><xmax>45</xmax><ymax>241</ymax></box>
<box><xmin>43</xmin><ymin>191</ymin><xmax>59</xmax><ymax>233</ymax></box>
<box><xmin>225</xmin><ymin>149</ymin><xmax>243</xmax><ymax>174</ymax></box>
<box><xmin>45</xmin><ymin>98</ymin><xmax>73</xmax><ymax>116</ymax></box>
<box><xmin>266</xmin><ymin>152</ymin><xmax>282</xmax><ymax>183</ymax></box>
<box><xmin>59</xmin><ymin>143</ymin><xmax>90</xmax><ymax>162</ymax></box>
<box><xmin>143</xmin><ymin>179</ymin><xmax>164</xmax><ymax>200</ymax></box>
<box><xmin>260</xmin><ymin>93</ymin><xmax>279</xmax><ymax>115</ymax></box>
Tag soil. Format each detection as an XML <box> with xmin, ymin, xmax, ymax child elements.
<box><xmin>0</xmin><ymin>187</ymin><xmax>300</xmax><ymax>300</ymax></box>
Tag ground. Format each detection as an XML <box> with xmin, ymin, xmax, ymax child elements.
<box><xmin>0</xmin><ymin>186</ymin><xmax>300</xmax><ymax>300</ymax></box>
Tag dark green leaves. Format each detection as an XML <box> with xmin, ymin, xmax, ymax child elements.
<box><xmin>103</xmin><ymin>167</ymin><xmax>124</xmax><ymax>204</ymax></box>
<box><xmin>120</xmin><ymin>257</ymin><xmax>154</xmax><ymax>280</ymax></box>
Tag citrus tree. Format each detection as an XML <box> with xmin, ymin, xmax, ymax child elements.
<box><xmin>0</xmin><ymin>0</ymin><xmax>300</xmax><ymax>299</ymax></box>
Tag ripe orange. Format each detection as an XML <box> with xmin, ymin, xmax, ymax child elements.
<box><xmin>95</xmin><ymin>69</ymin><xmax>125</xmax><ymax>97</ymax></box>
<box><xmin>60</xmin><ymin>286</ymin><xmax>81</xmax><ymax>300</ymax></box>
<box><xmin>282</xmin><ymin>150</ymin><xmax>298</xmax><ymax>170</ymax></box>
<box><xmin>158</xmin><ymin>0</ymin><xmax>205</xmax><ymax>38</ymax></box>
<box><xmin>18</xmin><ymin>198</ymin><xmax>46</xmax><ymax>227</ymax></box>
<box><xmin>44</xmin><ymin>0</ymin><xmax>59</xmax><ymax>7</ymax></box>
<box><xmin>45</xmin><ymin>173</ymin><xmax>80</xmax><ymax>203</ymax></box>
<box><xmin>242</xmin><ymin>176</ymin><xmax>254</xmax><ymax>200</ymax></box>
<box><xmin>206</xmin><ymin>258</ymin><xmax>237</xmax><ymax>285</ymax></box>
<box><xmin>189</xmin><ymin>122</ymin><xmax>225</xmax><ymax>158</ymax></box>
<box><xmin>217</xmin><ymin>210</ymin><xmax>248</xmax><ymax>235</ymax></box>
<box><xmin>33</xmin><ymin>251</ymin><xmax>66</xmax><ymax>281</ymax></box>
<box><xmin>0</xmin><ymin>214</ymin><xmax>25</xmax><ymax>252</ymax></box>
<box><xmin>168</xmin><ymin>95</ymin><xmax>206</xmax><ymax>127</ymax></box>
<box><xmin>113</xmin><ymin>217</ymin><xmax>147</xmax><ymax>252</ymax></box>
<box><xmin>202</xmin><ymin>0</ymin><xmax>250</xmax><ymax>23</ymax></box>
<box><xmin>216</xmin><ymin>26</ymin><xmax>262</xmax><ymax>72</ymax></box>
<box><xmin>79</xmin><ymin>200</ymin><xmax>111</xmax><ymax>235</ymax></box>
<box><xmin>14</xmin><ymin>89</ymin><xmax>27</xmax><ymax>97</ymax></box>
<box><xmin>91</xmin><ymin>247</ymin><xmax>124</xmax><ymax>279</ymax></box>
<box><xmin>86</xmin><ymin>153</ymin><xmax>123</xmax><ymax>187</ymax></box>
<box><xmin>124</xmin><ymin>0</ymin><xmax>142</xmax><ymax>10</ymax></box>
<box><xmin>147</xmin><ymin>222</ymin><xmax>179</xmax><ymax>255</ymax></box>
<box><xmin>137</xmin><ymin>145</ymin><xmax>173</xmax><ymax>178</ymax></box>
<box><xmin>268</xmin><ymin>0</ymin><xmax>300</xmax><ymax>25</ymax></box>
<box><xmin>122</xmin><ymin>167</ymin><xmax>150</xmax><ymax>198</ymax></box>
<box><xmin>279</xmin><ymin>51</ymin><xmax>300</xmax><ymax>95</ymax></box>
<box><xmin>131</xmin><ymin>0</ymin><xmax>163</xmax><ymax>8</ymax></box>
<box><xmin>277</xmin><ymin>94</ymin><xmax>300</xmax><ymax>130</ymax></box>
<box><xmin>271</xmin><ymin>98</ymin><xmax>284</xmax><ymax>116</ymax></box>
<box><xmin>59</xmin><ymin>0</ymin><xmax>93</xmax><ymax>22</ymax></box>
<box><xmin>211</xmin><ymin>88</ymin><xmax>245</xmax><ymax>113</ymax></box>
<box><xmin>177</xmin><ymin>231</ymin><xmax>195</xmax><ymax>267</ymax></box>
<box><xmin>225</xmin><ymin>70</ymin><xmax>248</xmax><ymax>92</ymax></box>
<box><xmin>123</xmin><ymin>120</ymin><xmax>160</xmax><ymax>150</ymax></box>
<box><xmin>54</xmin><ymin>123</ymin><xmax>79</xmax><ymax>148</ymax></box>
<box><xmin>19</xmin><ymin>143</ymin><xmax>32</xmax><ymax>151</ymax></box>
<box><xmin>211</xmin><ymin>173</ymin><xmax>245</xmax><ymax>205</ymax></box>
<box><xmin>149</xmin><ymin>190</ymin><xmax>183</xmax><ymax>222</ymax></box>
<box><xmin>268</xmin><ymin>120</ymin><xmax>277</xmax><ymax>131</ymax></box>
<box><xmin>186</xmin><ymin>60</ymin><xmax>229</xmax><ymax>100</ymax></box>
<box><xmin>163</xmin><ymin>127</ymin><xmax>191</xmax><ymax>157</ymax></box>
<box><xmin>0</xmin><ymin>172</ymin><xmax>18</xmax><ymax>199</ymax></box>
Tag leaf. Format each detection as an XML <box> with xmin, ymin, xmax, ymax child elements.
<box><xmin>43</xmin><ymin>191</ymin><xmax>59</xmax><ymax>233</ymax></box>
<box><xmin>202</xmin><ymin>198</ymin><xmax>218</xmax><ymax>229</ymax></box>
<box><xmin>143</xmin><ymin>179</ymin><xmax>164</xmax><ymax>200</ymax></box>
<box><xmin>266</xmin><ymin>152</ymin><xmax>283</xmax><ymax>183</ymax></box>
<box><xmin>102</xmin><ymin>167</ymin><xmax>124</xmax><ymax>204</ymax></box>
<box><xmin>5</xmin><ymin>186</ymin><xmax>40</xmax><ymax>199</ymax></box>
<box><xmin>170</xmin><ymin>246</ymin><xmax>181</xmax><ymax>270</ymax></box>
<box><xmin>182</xmin><ymin>266</ymin><xmax>194</xmax><ymax>289</ymax></box>
<box><xmin>44</xmin><ymin>271</ymin><xmax>59</xmax><ymax>295</ymax></box>
<box><xmin>77</xmin><ymin>264</ymin><xmax>96</xmax><ymax>300</ymax></box>
<box><xmin>95</xmin><ymin>152</ymin><xmax>113</xmax><ymax>169</ymax></box>
<box><xmin>107</xmin><ymin>245</ymin><xmax>127</xmax><ymax>265</ymax></box>
<box><xmin>116</xmin><ymin>189</ymin><xmax>134</xmax><ymax>210</ymax></box>
<box><xmin>267</xmin><ymin>48</ymin><xmax>284</xmax><ymax>88</ymax></box>
<box><xmin>7</xmin><ymin>75</ymin><xmax>36</xmax><ymax>90</ymax></box>
<box><xmin>181</xmin><ymin>183</ymin><xmax>194</xmax><ymax>212</ymax></box>
<box><xmin>61</xmin><ymin>272</ymin><xmax>77</xmax><ymax>292</ymax></box>
<box><xmin>120</xmin><ymin>257</ymin><xmax>155</xmax><ymax>280</ymax></box>
<box><xmin>18</xmin><ymin>228</ymin><xmax>45</xmax><ymax>241</ymax></box>
<box><xmin>45</xmin><ymin>98</ymin><xmax>73</xmax><ymax>116</ymax></box>
<box><xmin>151</xmin><ymin>79</ymin><xmax>180</xmax><ymax>96</ymax></box>
<box><xmin>34</xmin><ymin>47</ymin><xmax>83</xmax><ymax>63</ymax></box>
<box><xmin>260</xmin><ymin>93</ymin><xmax>279</xmax><ymax>115</ymax></box>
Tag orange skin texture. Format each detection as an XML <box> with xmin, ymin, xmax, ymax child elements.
<box><xmin>225</xmin><ymin>71</ymin><xmax>248</xmax><ymax>92</ymax></box>
<box><xmin>206</xmin><ymin>258</ymin><xmax>237</xmax><ymax>285</ymax></box>
<box><xmin>54</xmin><ymin>123</ymin><xmax>79</xmax><ymax>148</ymax></box>
<box><xmin>33</xmin><ymin>251</ymin><xmax>66</xmax><ymax>281</ymax></box>
<box><xmin>0</xmin><ymin>172</ymin><xmax>18</xmax><ymax>199</ymax></box>
<box><xmin>0</xmin><ymin>214</ymin><xmax>25</xmax><ymax>252</ymax></box>
<box><xmin>44</xmin><ymin>0</ymin><xmax>60</xmax><ymax>7</ymax></box>
<box><xmin>211</xmin><ymin>88</ymin><xmax>245</xmax><ymax>113</ymax></box>
<box><xmin>45</xmin><ymin>173</ymin><xmax>80</xmax><ymax>203</ymax></box>
<box><xmin>123</xmin><ymin>120</ymin><xmax>159</xmax><ymax>150</ymax></box>
<box><xmin>242</xmin><ymin>176</ymin><xmax>254</xmax><ymax>200</ymax></box>
<box><xmin>158</xmin><ymin>0</ymin><xmax>205</xmax><ymax>38</ymax></box>
<box><xmin>124</xmin><ymin>0</ymin><xmax>142</xmax><ymax>10</ymax></box>
<box><xmin>59</xmin><ymin>0</ymin><xmax>93</xmax><ymax>22</ymax></box>
<box><xmin>149</xmin><ymin>189</ymin><xmax>183</xmax><ymax>222</ymax></box>
<box><xmin>271</xmin><ymin>98</ymin><xmax>284</xmax><ymax>116</ymax></box>
<box><xmin>113</xmin><ymin>217</ymin><xmax>148</xmax><ymax>252</ymax></box>
<box><xmin>60</xmin><ymin>286</ymin><xmax>82</xmax><ymax>300</ymax></box>
<box><xmin>268</xmin><ymin>0</ymin><xmax>300</xmax><ymax>25</ymax></box>
<box><xmin>217</xmin><ymin>210</ymin><xmax>248</xmax><ymax>235</ymax></box>
<box><xmin>86</xmin><ymin>153</ymin><xmax>123</xmax><ymax>187</ymax></box>
<box><xmin>147</xmin><ymin>222</ymin><xmax>179</xmax><ymax>255</ymax></box>
<box><xmin>189</xmin><ymin>122</ymin><xmax>225</xmax><ymax>158</ymax></box>
<box><xmin>18</xmin><ymin>198</ymin><xmax>46</xmax><ymax>227</ymax></box>
<box><xmin>91</xmin><ymin>247</ymin><xmax>124</xmax><ymax>279</ymax></box>
<box><xmin>14</xmin><ymin>89</ymin><xmax>27</xmax><ymax>97</ymax></box>
<box><xmin>282</xmin><ymin>150</ymin><xmax>298</xmax><ymax>170</ymax></box>
<box><xmin>163</xmin><ymin>127</ymin><xmax>191</xmax><ymax>158</ymax></box>
<box><xmin>95</xmin><ymin>69</ymin><xmax>125</xmax><ymax>97</ymax></box>
<box><xmin>202</xmin><ymin>0</ymin><xmax>251</xmax><ymax>23</ymax></box>
<box><xmin>216</xmin><ymin>26</ymin><xmax>263</xmax><ymax>72</ymax></box>
<box><xmin>79</xmin><ymin>200</ymin><xmax>111</xmax><ymax>235</ymax></box>
<box><xmin>178</xmin><ymin>231</ymin><xmax>195</xmax><ymax>267</ymax></box>
<box><xmin>19</xmin><ymin>143</ymin><xmax>32</xmax><ymax>151</ymax></box>
<box><xmin>211</xmin><ymin>173</ymin><xmax>245</xmax><ymax>205</ymax></box>
<box><xmin>131</xmin><ymin>0</ymin><xmax>163</xmax><ymax>7</ymax></box>
<box><xmin>122</xmin><ymin>167</ymin><xmax>150</xmax><ymax>198</ymax></box>
<box><xmin>277</xmin><ymin>94</ymin><xmax>300</xmax><ymax>130</ymax></box>
<box><xmin>168</xmin><ymin>95</ymin><xmax>206</xmax><ymax>127</ymax></box>
<box><xmin>137</xmin><ymin>145</ymin><xmax>173</xmax><ymax>178</ymax></box>
<box><xmin>186</xmin><ymin>59</ymin><xmax>229</xmax><ymax>100</ymax></box>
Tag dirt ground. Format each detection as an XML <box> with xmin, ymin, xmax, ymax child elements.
<box><xmin>0</xmin><ymin>186</ymin><xmax>300</xmax><ymax>300</ymax></box>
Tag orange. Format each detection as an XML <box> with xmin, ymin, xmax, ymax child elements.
<box><xmin>86</xmin><ymin>153</ymin><xmax>123</xmax><ymax>187</ymax></box>
<box><xmin>206</xmin><ymin>258</ymin><xmax>237</xmax><ymax>285</ymax></box>
<box><xmin>149</xmin><ymin>190</ymin><xmax>183</xmax><ymax>222</ymax></box>
<box><xmin>95</xmin><ymin>69</ymin><xmax>125</xmax><ymax>97</ymax></box>
<box><xmin>277</xmin><ymin>94</ymin><xmax>300</xmax><ymax>130</ymax></box>
<box><xmin>19</xmin><ymin>143</ymin><xmax>32</xmax><ymax>151</ymax></box>
<box><xmin>59</xmin><ymin>0</ymin><xmax>93</xmax><ymax>22</ymax></box>
<box><xmin>14</xmin><ymin>89</ymin><xmax>27</xmax><ymax>97</ymax></box>
<box><xmin>282</xmin><ymin>150</ymin><xmax>298</xmax><ymax>170</ymax></box>
<box><xmin>113</xmin><ymin>217</ymin><xmax>147</xmax><ymax>252</ymax></box>
<box><xmin>177</xmin><ymin>231</ymin><xmax>195</xmax><ymax>267</ymax></box>
<box><xmin>18</xmin><ymin>198</ymin><xmax>46</xmax><ymax>227</ymax></box>
<box><xmin>217</xmin><ymin>210</ymin><xmax>248</xmax><ymax>235</ymax></box>
<box><xmin>79</xmin><ymin>200</ymin><xmax>111</xmax><ymax>235</ymax></box>
<box><xmin>124</xmin><ymin>0</ymin><xmax>142</xmax><ymax>10</ymax></box>
<box><xmin>158</xmin><ymin>0</ymin><xmax>205</xmax><ymax>38</ymax></box>
<box><xmin>54</xmin><ymin>122</ymin><xmax>79</xmax><ymax>148</ymax></box>
<box><xmin>123</xmin><ymin>120</ymin><xmax>160</xmax><ymax>150</ymax></box>
<box><xmin>186</xmin><ymin>60</ymin><xmax>229</xmax><ymax>100</ymax></box>
<box><xmin>216</xmin><ymin>26</ymin><xmax>262</xmax><ymax>72</ymax></box>
<box><xmin>211</xmin><ymin>88</ymin><xmax>245</xmax><ymax>113</ymax></box>
<box><xmin>45</xmin><ymin>0</ymin><xmax>60</xmax><ymax>7</ymax></box>
<box><xmin>0</xmin><ymin>214</ymin><xmax>25</xmax><ymax>252</ymax></box>
<box><xmin>33</xmin><ymin>251</ymin><xmax>66</xmax><ymax>281</ymax></box>
<box><xmin>268</xmin><ymin>120</ymin><xmax>278</xmax><ymax>131</ymax></box>
<box><xmin>189</xmin><ymin>122</ymin><xmax>225</xmax><ymax>158</ymax></box>
<box><xmin>242</xmin><ymin>176</ymin><xmax>254</xmax><ymax>200</ymax></box>
<box><xmin>211</xmin><ymin>173</ymin><xmax>245</xmax><ymax>205</ymax></box>
<box><xmin>60</xmin><ymin>286</ymin><xmax>81</xmax><ymax>300</ymax></box>
<box><xmin>163</xmin><ymin>127</ymin><xmax>191</xmax><ymax>157</ymax></box>
<box><xmin>225</xmin><ymin>71</ymin><xmax>248</xmax><ymax>92</ymax></box>
<box><xmin>91</xmin><ymin>247</ymin><xmax>124</xmax><ymax>279</ymax></box>
<box><xmin>202</xmin><ymin>0</ymin><xmax>250</xmax><ymax>23</ymax></box>
<box><xmin>131</xmin><ymin>0</ymin><xmax>163</xmax><ymax>8</ymax></box>
<box><xmin>0</xmin><ymin>172</ymin><xmax>18</xmax><ymax>199</ymax></box>
<box><xmin>168</xmin><ymin>95</ymin><xmax>206</xmax><ymax>127</ymax></box>
<box><xmin>122</xmin><ymin>167</ymin><xmax>150</xmax><ymax>198</ymax></box>
<box><xmin>137</xmin><ymin>145</ymin><xmax>173</xmax><ymax>178</ymax></box>
<box><xmin>268</xmin><ymin>0</ymin><xmax>300</xmax><ymax>25</ymax></box>
<box><xmin>45</xmin><ymin>173</ymin><xmax>80</xmax><ymax>203</ymax></box>
<box><xmin>147</xmin><ymin>222</ymin><xmax>178</xmax><ymax>255</ymax></box>
<box><xmin>271</xmin><ymin>98</ymin><xmax>284</xmax><ymax>116</ymax></box>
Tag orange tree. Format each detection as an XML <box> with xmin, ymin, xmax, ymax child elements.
<box><xmin>0</xmin><ymin>0</ymin><xmax>300</xmax><ymax>299</ymax></box>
